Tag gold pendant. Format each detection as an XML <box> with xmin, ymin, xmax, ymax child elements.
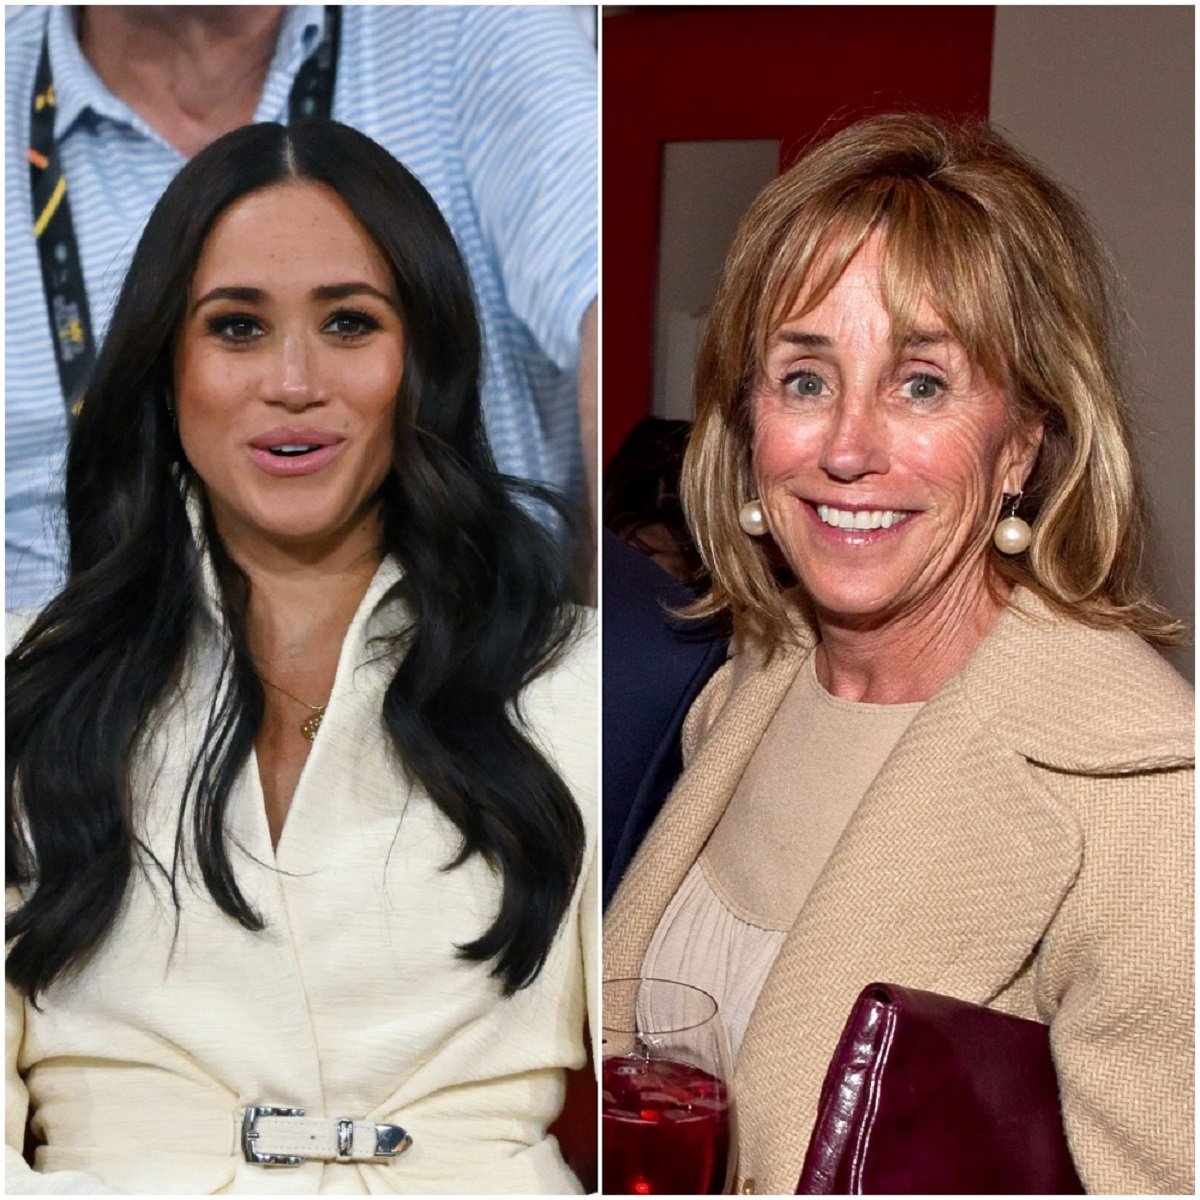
<box><xmin>301</xmin><ymin>710</ymin><xmax>324</xmax><ymax>743</ymax></box>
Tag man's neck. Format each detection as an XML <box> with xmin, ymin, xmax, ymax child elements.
<box><xmin>77</xmin><ymin>6</ymin><xmax>286</xmax><ymax>158</ymax></box>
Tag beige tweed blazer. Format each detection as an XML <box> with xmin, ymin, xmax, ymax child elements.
<box><xmin>605</xmin><ymin>588</ymin><xmax>1194</xmax><ymax>1195</ymax></box>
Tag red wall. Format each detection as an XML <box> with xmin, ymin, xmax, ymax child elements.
<box><xmin>603</xmin><ymin>6</ymin><xmax>995</xmax><ymax>463</ymax></box>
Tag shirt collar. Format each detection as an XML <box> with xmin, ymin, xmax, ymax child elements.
<box><xmin>44</xmin><ymin>5</ymin><xmax>328</xmax><ymax>144</ymax></box>
<box><xmin>252</xmin><ymin>5</ymin><xmax>327</xmax><ymax>125</ymax></box>
<box><xmin>45</xmin><ymin>5</ymin><xmax>128</xmax><ymax>141</ymax></box>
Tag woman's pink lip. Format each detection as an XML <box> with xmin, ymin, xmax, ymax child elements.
<box><xmin>247</xmin><ymin>441</ymin><xmax>344</xmax><ymax>476</ymax></box>
<box><xmin>249</xmin><ymin>427</ymin><xmax>342</xmax><ymax>450</ymax></box>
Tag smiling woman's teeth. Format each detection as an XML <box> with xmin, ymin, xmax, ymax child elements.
<box><xmin>269</xmin><ymin>444</ymin><xmax>319</xmax><ymax>457</ymax></box>
<box><xmin>817</xmin><ymin>504</ymin><xmax>907</xmax><ymax>530</ymax></box>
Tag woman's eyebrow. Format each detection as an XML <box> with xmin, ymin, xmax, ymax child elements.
<box><xmin>768</xmin><ymin>328</ymin><xmax>835</xmax><ymax>348</ymax></box>
<box><xmin>311</xmin><ymin>281</ymin><xmax>396</xmax><ymax>306</ymax></box>
<box><xmin>773</xmin><ymin>330</ymin><xmax>831</xmax><ymax>348</ymax></box>
<box><xmin>190</xmin><ymin>285</ymin><xmax>263</xmax><ymax>314</ymax></box>
<box><xmin>902</xmin><ymin>329</ymin><xmax>952</xmax><ymax>348</ymax></box>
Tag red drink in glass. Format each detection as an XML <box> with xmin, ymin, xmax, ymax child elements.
<box><xmin>601</xmin><ymin>1054</ymin><xmax>732</xmax><ymax>1194</ymax></box>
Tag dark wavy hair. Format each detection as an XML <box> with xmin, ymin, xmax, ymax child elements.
<box><xmin>7</xmin><ymin>120</ymin><xmax>585</xmax><ymax>1000</ymax></box>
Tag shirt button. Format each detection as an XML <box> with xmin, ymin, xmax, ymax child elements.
<box><xmin>738</xmin><ymin>1178</ymin><xmax>757</xmax><ymax>1194</ymax></box>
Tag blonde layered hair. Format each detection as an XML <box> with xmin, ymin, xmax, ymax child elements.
<box><xmin>683</xmin><ymin>112</ymin><xmax>1180</xmax><ymax>648</ymax></box>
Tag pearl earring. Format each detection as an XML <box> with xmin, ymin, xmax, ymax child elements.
<box><xmin>993</xmin><ymin>492</ymin><xmax>1032</xmax><ymax>555</ymax></box>
<box><xmin>739</xmin><ymin>499</ymin><xmax>767</xmax><ymax>537</ymax></box>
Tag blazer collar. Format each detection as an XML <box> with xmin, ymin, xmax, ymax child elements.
<box><xmin>604</xmin><ymin>588</ymin><xmax>1190</xmax><ymax>1193</ymax></box>
<box><xmin>954</xmin><ymin>588</ymin><xmax>1193</xmax><ymax>771</ymax></box>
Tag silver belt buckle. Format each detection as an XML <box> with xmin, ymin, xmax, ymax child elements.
<box><xmin>242</xmin><ymin>1104</ymin><xmax>305</xmax><ymax>1167</ymax></box>
<box><xmin>241</xmin><ymin>1105</ymin><xmax>413</xmax><ymax>1166</ymax></box>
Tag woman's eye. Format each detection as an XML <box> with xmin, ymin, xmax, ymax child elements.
<box><xmin>901</xmin><ymin>372</ymin><xmax>946</xmax><ymax>402</ymax></box>
<box><xmin>782</xmin><ymin>370</ymin><xmax>829</xmax><ymax>398</ymax></box>
<box><xmin>324</xmin><ymin>310</ymin><xmax>380</xmax><ymax>339</ymax></box>
<box><xmin>207</xmin><ymin>315</ymin><xmax>262</xmax><ymax>342</ymax></box>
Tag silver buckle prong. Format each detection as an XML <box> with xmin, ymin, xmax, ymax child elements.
<box><xmin>374</xmin><ymin>1123</ymin><xmax>412</xmax><ymax>1157</ymax></box>
<box><xmin>242</xmin><ymin>1104</ymin><xmax>306</xmax><ymax>1167</ymax></box>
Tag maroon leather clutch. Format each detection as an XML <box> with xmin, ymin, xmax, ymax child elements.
<box><xmin>796</xmin><ymin>983</ymin><xmax>1085</xmax><ymax>1195</ymax></box>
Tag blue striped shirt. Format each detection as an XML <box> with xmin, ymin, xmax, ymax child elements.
<box><xmin>5</xmin><ymin>5</ymin><xmax>597</xmax><ymax>610</ymax></box>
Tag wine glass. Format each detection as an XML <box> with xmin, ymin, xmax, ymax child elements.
<box><xmin>601</xmin><ymin>977</ymin><xmax>736</xmax><ymax>1195</ymax></box>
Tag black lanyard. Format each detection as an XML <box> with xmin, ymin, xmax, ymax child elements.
<box><xmin>30</xmin><ymin>5</ymin><xmax>341</xmax><ymax>419</ymax></box>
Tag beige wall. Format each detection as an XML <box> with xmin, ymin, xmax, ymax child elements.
<box><xmin>652</xmin><ymin>140</ymin><xmax>779</xmax><ymax>419</ymax></box>
<box><xmin>991</xmin><ymin>5</ymin><xmax>1194</xmax><ymax>679</ymax></box>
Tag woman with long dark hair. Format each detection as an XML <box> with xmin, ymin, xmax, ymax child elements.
<box><xmin>7</xmin><ymin>120</ymin><xmax>595</xmax><ymax>1194</ymax></box>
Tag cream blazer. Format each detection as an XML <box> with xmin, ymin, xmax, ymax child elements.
<box><xmin>7</xmin><ymin>561</ymin><xmax>598</xmax><ymax>1195</ymax></box>
<box><xmin>606</xmin><ymin>588</ymin><xmax>1193</xmax><ymax>1194</ymax></box>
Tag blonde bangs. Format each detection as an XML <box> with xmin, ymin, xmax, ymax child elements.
<box><xmin>753</xmin><ymin>192</ymin><xmax>882</xmax><ymax>374</ymax></box>
<box><xmin>750</xmin><ymin>177</ymin><xmax>1019</xmax><ymax>399</ymax></box>
<box><xmin>878</xmin><ymin>187</ymin><xmax>1015</xmax><ymax>390</ymax></box>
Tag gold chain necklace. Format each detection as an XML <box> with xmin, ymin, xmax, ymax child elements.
<box><xmin>259</xmin><ymin>675</ymin><xmax>328</xmax><ymax>744</ymax></box>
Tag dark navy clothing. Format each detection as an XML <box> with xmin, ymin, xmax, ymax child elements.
<box><xmin>602</xmin><ymin>531</ymin><xmax>727</xmax><ymax>907</ymax></box>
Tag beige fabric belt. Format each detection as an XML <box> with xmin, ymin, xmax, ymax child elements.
<box><xmin>241</xmin><ymin>1105</ymin><xmax>412</xmax><ymax>1166</ymax></box>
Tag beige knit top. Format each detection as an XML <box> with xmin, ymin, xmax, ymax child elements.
<box><xmin>644</xmin><ymin>653</ymin><xmax>922</xmax><ymax>1060</ymax></box>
